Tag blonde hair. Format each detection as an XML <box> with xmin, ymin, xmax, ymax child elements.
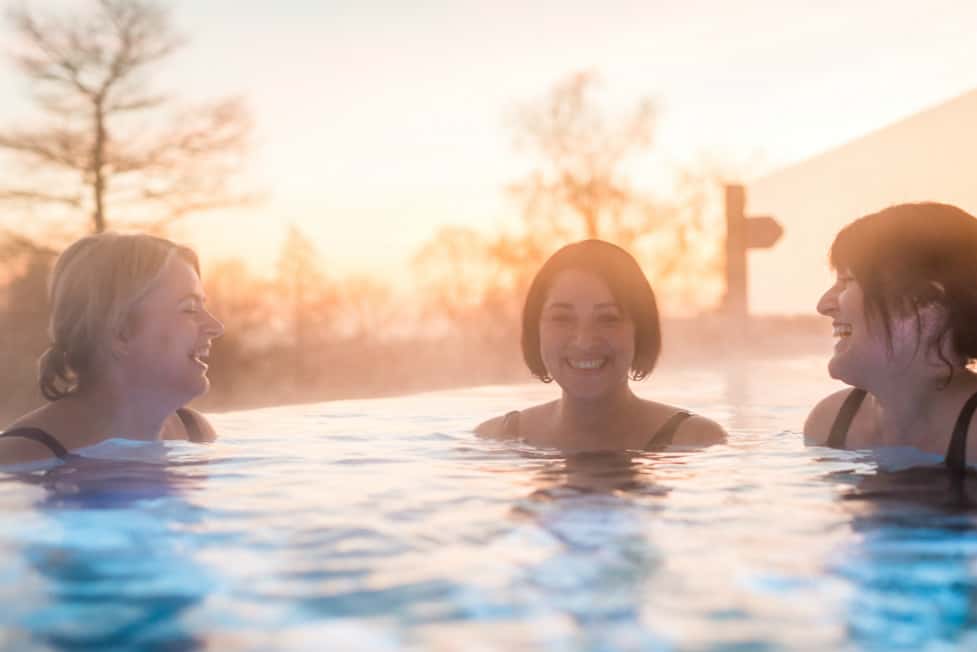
<box><xmin>39</xmin><ymin>232</ymin><xmax>200</xmax><ymax>401</ymax></box>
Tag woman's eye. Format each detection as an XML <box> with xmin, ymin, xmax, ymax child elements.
<box><xmin>597</xmin><ymin>314</ymin><xmax>621</xmax><ymax>324</ymax></box>
<box><xmin>547</xmin><ymin>313</ymin><xmax>573</xmax><ymax>324</ymax></box>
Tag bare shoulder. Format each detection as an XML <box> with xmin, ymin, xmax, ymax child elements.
<box><xmin>475</xmin><ymin>413</ymin><xmax>510</xmax><ymax>439</ymax></box>
<box><xmin>672</xmin><ymin>414</ymin><xmax>727</xmax><ymax>446</ymax></box>
<box><xmin>0</xmin><ymin>406</ymin><xmax>63</xmax><ymax>464</ymax></box>
<box><xmin>3</xmin><ymin>404</ymin><xmax>50</xmax><ymax>432</ymax></box>
<box><xmin>0</xmin><ymin>435</ymin><xmax>59</xmax><ymax>465</ymax></box>
<box><xmin>164</xmin><ymin>408</ymin><xmax>218</xmax><ymax>443</ymax></box>
<box><xmin>638</xmin><ymin>400</ymin><xmax>725</xmax><ymax>447</ymax></box>
<box><xmin>185</xmin><ymin>408</ymin><xmax>218</xmax><ymax>442</ymax></box>
<box><xmin>475</xmin><ymin>403</ymin><xmax>552</xmax><ymax>440</ymax></box>
<box><xmin>804</xmin><ymin>387</ymin><xmax>860</xmax><ymax>446</ymax></box>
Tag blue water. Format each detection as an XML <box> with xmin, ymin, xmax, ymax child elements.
<box><xmin>3</xmin><ymin>355</ymin><xmax>977</xmax><ymax>651</ymax></box>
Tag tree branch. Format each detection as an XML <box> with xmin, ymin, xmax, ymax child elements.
<box><xmin>0</xmin><ymin>189</ymin><xmax>82</xmax><ymax>207</ymax></box>
<box><xmin>0</xmin><ymin>127</ymin><xmax>90</xmax><ymax>170</ymax></box>
<box><xmin>2</xmin><ymin>1</ymin><xmax>252</xmax><ymax>234</ymax></box>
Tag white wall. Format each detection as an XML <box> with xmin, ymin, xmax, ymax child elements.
<box><xmin>746</xmin><ymin>89</ymin><xmax>977</xmax><ymax>315</ymax></box>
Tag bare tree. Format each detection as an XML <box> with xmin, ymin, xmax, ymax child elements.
<box><xmin>410</xmin><ymin>72</ymin><xmax>731</xmax><ymax>331</ymax></box>
<box><xmin>408</xmin><ymin>70</ymin><xmax>670</xmax><ymax>334</ymax></box>
<box><xmin>411</xmin><ymin>226</ymin><xmax>497</xmax><ymax>328</ymax></box>
<box><xmin>506</xmin><ymin>71</ymin><xmax>742</xmax><ymax>313</ymax></box>
<box><xmin>276</xmin><ymin>224</ymin><xmax>334</xmax><ymax>384</ymax></box>
<box><xmin>0</xmin><ymin>0</ymin><xmax>251</xmax><ymax>237</ymax></box>
<box><xmin>509</xmin><ymin>70</ymin><xmax>667</xmax><ymax>248</ymax></box>
<box><xmin>201</xmin><ymin>258</ymin><xmax>276</xmax><ymax>402</ymax></box>
<box><xmin>410</xmin><ymin>225</ymin><xmax>543</xmax><ymax>342</ymax></box>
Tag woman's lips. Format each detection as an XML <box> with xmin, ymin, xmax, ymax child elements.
<box><xmin>565</xmin><ymin>357</ymin><xmax>607</xmax><ymax>370</ymax></box>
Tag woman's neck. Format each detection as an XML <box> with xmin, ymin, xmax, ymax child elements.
<box><xmin>64</xmin><ymin>381</ymin><xmax>177</xmax><ymax>442</ymax></box>
<box><xmin>555</xmin><ymin>383</ymin><xmax>640</xmax><ymax>440</ymax></box>
<box><xmin>869</xmin><ymin>364</ymin><xmax>977</xmax><ymax>445</ymax></box>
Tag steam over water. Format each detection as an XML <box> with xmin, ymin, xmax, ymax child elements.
<box><xmin>3</xmin><ymin>356</ymin><xmax>977</xmax><ymax>651</ymax></box>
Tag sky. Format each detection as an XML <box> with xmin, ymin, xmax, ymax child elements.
<box><xmin>1</xmin><ymin>0</ymin><xmax>975</xmax><ymax>309</ymax></box>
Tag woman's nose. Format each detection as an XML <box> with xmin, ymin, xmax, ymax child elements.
<box><xmin>571</xmin><ymin>322</ymin><xmax>598</xmax><ymax>347</ymax></box>
<box><xmin>816</xmin><ymin>286</ymin><xmax>837</xmax><ymax>317</ymax></box>
<box><xmin>204</xmin><ymin>310</ymin><xmax>225</xmax><ymax>339</ymax></box>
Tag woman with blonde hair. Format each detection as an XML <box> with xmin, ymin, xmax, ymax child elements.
<box><xmin>0</xmin><ymin>232</ymin><xmax>224</xmax><ymax>467</ymax></box>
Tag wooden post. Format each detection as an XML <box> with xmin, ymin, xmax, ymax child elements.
<box><xmin>724</xmin><ymin>184</ymin><xmax>747</xmax><ymax>322</ymax></box>
<box><xmin>722</xmin><ymin>183</ymin><xmax>784</xmax><ymax>354</ymax></box>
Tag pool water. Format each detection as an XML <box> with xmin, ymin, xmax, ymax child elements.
<box><xmin>3</xmin><ymin>355</ymin><xmax>977</xmax><ymax>651</ymax></box>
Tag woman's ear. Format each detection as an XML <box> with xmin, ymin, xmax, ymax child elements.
<box><xmin>916</xmin><ymin>299</ymin><xmax>954</xmax><ymax>357</ymax></box>
<box><xmin>108</xmin><ymin>314</ymin><xmax>135</xmax><ymax>360</ymax></box>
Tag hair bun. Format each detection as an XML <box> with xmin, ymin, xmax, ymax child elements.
<box><xmin>38</xmin><ymin>345</ymin><xmax>73</xmax><ymax>401</ymax></box>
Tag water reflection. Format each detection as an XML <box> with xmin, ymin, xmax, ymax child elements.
<box><xmin>723</xmin><ymin>358</ymin><xmax>752</xmax><ymax>432</ymax></box>
<box><xmin>13</xmin><ymin>456</ymin><xmax>210</xmax><ymax>509</ymax></box>
<box><xmin>839</xmin><ymin>472</ymin><xmax>972</xmax><ymax>514</ymax></box>
<box><xmin>519</xmin><ymin>449</ymin><xmax>672</xmax><ymax>499</ymax></box>
<box><xmin>501</xmin><ymin>449</ymin><xmax>690</xmax><ymax>649</ymax></box>
<box><xmin>0</xmin><ymin>456</ymin><xmax>213</xmax><ymax>651</ymax></box>
<box><xmin>825</xmin><ymin>462</ymin><xmax>977</xmax><ymax>650</ymax></box>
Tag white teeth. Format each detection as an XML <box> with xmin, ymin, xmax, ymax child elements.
<box><xmin>833</xmin><ymin>324</ymin><xmax>852</xmax><ymax>337</ymax></box>
<box><xmin>568</xmin><ymin>359</ymin><xmax>604</xmax><ymax>370</ymax></box>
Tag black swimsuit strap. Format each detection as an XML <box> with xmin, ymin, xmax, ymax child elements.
<box><xmin>945</xmin><ymin>390</ymin><xmax>977</xmax><ymax>474</ymax></box>
<box><xmin>646</xmin><ymin>411</ymin><xmax>692</xmax><ymax>449</ymax></box>
<box><xmin>176</xmin><ymin>408</ymin><xmax>205</xmax><ymax>443</ymax></box>
<box><xmin>827</xmin><ymin>388</ymin><xmax>868</xmax><ymax>449</ymax></box>
<box><xmin>504</xmin><ymin>409</ymin><xmax>692</xmax><ymax>447</ymax></box>
<box><xmin>0</xmin><ymin>428</ymin><xmax>71</xmax><ymax>459</ymax></box>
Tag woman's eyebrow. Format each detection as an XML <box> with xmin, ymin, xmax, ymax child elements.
<box><xmin>178</xmin><ymin>292</ymin><xmax>206</xmax><ymax>303</ymax></box>
<box><xmin>544</xmin><ymin>301</ymin><xmax>621</xmax><ymax>311</ymax></box>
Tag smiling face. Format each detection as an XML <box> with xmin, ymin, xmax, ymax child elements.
<box><xmin>538</xmin><ymin>268</ymin><xmax>636</xmax><ymax>400</ymax></box>
<box><xmin>818</xmin><ymin>270</ymin><xmax>871</xmax><ymax>384</ymax></box>
<box><xmin>121</xmin><ymin>255</ymin><xmax>224</xmax><ymax>403</ymax></box>
<box><xmin>817</xmin><ymin>269</ymin><xmax>924</xmax><ymax>386</ymax></box>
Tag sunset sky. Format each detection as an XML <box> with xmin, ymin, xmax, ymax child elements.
<box><xmin>1</xmin><ymin>0</ymin><xmax>975</xmax><ymax>311</ymax></box>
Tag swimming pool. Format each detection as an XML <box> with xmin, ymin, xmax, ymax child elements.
<box><xmin>2</xmin><ymin>355</ymin><xmax>977</xmax><ymax>651</ymax></box>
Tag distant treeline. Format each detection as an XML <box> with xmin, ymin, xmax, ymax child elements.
<box><xmin>0</xmin><ymin>229</ymin><xmax>828</xmax><ymax>424</ymax></box>
<box><xmin>0</xmin><ymin>11</ymin><xmax>820</xmax><ymax>424</ymax></box>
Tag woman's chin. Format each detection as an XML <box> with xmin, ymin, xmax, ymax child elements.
<box><xmin>194</xmin><ymin>375</ymin><xmax>211</xmax><ymax>397</ymax></box>
<box><xmin>827</xmin><ymin>355</ymin><xmax>859</xmax><ymax>386</ymax></box>
<box><xmin>555</xmin><ymin>375</ymin><xmax>625</xmax><ymax>401</ymax></box>
<box><xmin>176</xmin><ymin>374</ymin><xmax>210</xmax><ymax>403</ymax></box>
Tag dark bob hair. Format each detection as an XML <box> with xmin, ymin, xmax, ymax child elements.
<box><xmin>521</xmin><ymin>239</ymin><xmax>661</xmax><ymax>381</ymax></box>
<box><xmin>830</xmin><ymin>202</ymin><xmax>977</xmax><ymax>363</ymax></box>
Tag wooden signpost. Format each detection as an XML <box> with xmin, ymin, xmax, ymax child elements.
<box><xmin>723</xmin><ymin>184</ymin><xmax>783</xmax><ymax>321</ymax></box>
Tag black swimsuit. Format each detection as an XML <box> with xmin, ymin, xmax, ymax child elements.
<box><xmin>827</xmin><ymin>388</ymin><xmax>977</xmax><ymax>473</ymax></box>
<box><xmin>501</xmin><ymin>409</ymin><xmax>693</xmax><ymax>449</ymax></box>
<box><xmin>0</xmin><ymin>408</ymin><xmax>207</xmax><ymax>460</ymax></box>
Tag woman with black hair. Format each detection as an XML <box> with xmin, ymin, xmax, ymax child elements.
<box><xmin>805</xmin><ymin>203</ymin><xmax>977</xmax><ymax>471</ymax></box>
<box><xmin>477</xmin><ymin>239</ymin><xmax>726</xmax><ymax>451</ymax></box>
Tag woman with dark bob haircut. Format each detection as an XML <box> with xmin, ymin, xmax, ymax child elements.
<box><xmin>477</xmin><ymin>239</ymin><xmax>726</xmax><ymax>450</ymax></box>
<box><xmin>805</xmin><ymin>202</ymin><xmax>977</xmax><ymax>470</ymax></box>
